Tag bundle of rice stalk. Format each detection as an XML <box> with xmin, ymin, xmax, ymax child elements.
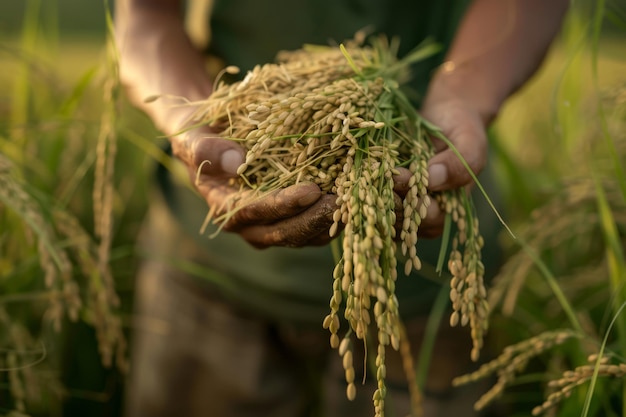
<box><xmin>190</xmin><ymin>35</ymin><xmax>488</xmax><ymax>416</ymax></box>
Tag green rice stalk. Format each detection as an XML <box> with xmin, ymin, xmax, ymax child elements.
<box><xmin>415</xmin><ymin>284</ymin><xmax>450</xmax><ymax>390</ymax></box>
<box><xmin>580</xmin><ymin>302</ymin><xmax>626</xmax><ymax>417</ymax></box>
<box><xmin>191</xmin><ymin>35</ymin><xmax>489</xmax><ymax>416</ymax></box>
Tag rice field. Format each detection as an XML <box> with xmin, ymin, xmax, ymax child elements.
<box><xmin>1</xmin><ymin>1</ymin><xmax>626</xmax><ymax>416</ymax></box>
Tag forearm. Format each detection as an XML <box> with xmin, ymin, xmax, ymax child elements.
<box><xmin>425</xmin><ymin>0</ymin><xmax>569</xmax><ymax>125</ymax></box>
<box><xmin>114</xmin><ymin>0</ymin><xmax>213</xmax><ymax>136</ymax></box>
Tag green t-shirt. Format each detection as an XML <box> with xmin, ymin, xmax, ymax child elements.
<box><xmin>157</xmin><ymin>0</ymin><xmax>503</xmax><ymax>325</ymax></box>
<box><xmin>208</xmin><ymin>0</ymin><xmax>469</xmax><ymax>102</ymax></box>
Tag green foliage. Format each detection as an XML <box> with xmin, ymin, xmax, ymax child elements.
<box><xmin>0</xmin><ymin>1</ymin><xmax>163</xmax><ymax>416</ymax></box>
<box><xmin>469</xmin><ymin>1</ymin><xmax>626</xmax><ymax>415</ymax></box>
<box><xmin>0</xmin><ymin>0</ymin><xmax>625</xmax><ymax>416</ymax></box>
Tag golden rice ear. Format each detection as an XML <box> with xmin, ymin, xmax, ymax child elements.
<box><xmin>531</xmin><ymin>354</ymin><xmax>626</xmax><ymax>416</ymax></box>
<box><xmin>452</xmin><ymin>330</ymin><xmax>578</xmax><ymax>413</ymax></box>
<box><xmin>192</xmin><ymin>35</ymin><xmax>487</xmax><ymax>417</ymax></box>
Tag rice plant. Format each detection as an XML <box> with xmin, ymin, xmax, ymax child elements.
<box><xmin>0</xmin><ymin>1</ymin><xmax>150</xmax><ymax>415</ymax></box>
<box><xmin>453</xmin><ymin>1</ymin><xmax>626</xmax><ymax>415</ymax></box>
<box><xmin>0</xmin><ymin>0</ymin><xmax>625</xmax><ymax>416</ymax></box>
<box><xmin>188</xmin><ymin>36</ymin><xmax>489</xmax><ymax>417</ymax></box>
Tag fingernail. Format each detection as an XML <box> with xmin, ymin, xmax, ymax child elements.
<box><xmin>284</xmin><ymin>183</ymin><xmax>320</xmax><ymax>207</ymax></box>
<box><xmin>298</xmin><ymin>190</ymin><xmax>320</xmax><ymax>207</ymax></box>
<box><xmin>221</xmin><ymin>149</ymin><xmax>244</xmax><ymax>175</ymax></box>
<box><xmin>428</xmin><ymin>164</ymin><xmax>447</xmax><ymax>189</ymax></box>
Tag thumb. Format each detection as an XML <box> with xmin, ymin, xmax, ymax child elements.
<box><xmin>191</xmin><ymin>135</ymin><xmax>246</xmax><ymax>178</ymax></box>
<box><xmin>420</xmin><ymin>100</ymin><xmax>487</xmax><ymax>192</ymax></box>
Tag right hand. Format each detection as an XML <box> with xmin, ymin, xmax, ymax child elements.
<box><xmin>170</xmin><ymin>123</ymin><xmax>338</xmax><ymax>249</ymax></box>
<box><xmin>115</xmin><ymin>1</ymin><xmax>338</xmax><ymax>248</ymax></box>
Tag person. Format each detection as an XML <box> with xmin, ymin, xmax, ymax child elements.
<box><xmin>114</xmin><ymin>1</ymin><xmax>568</xmax><ymax>416</ymax></box>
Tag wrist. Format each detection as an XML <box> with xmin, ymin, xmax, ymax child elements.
<box><xmin>424</xmin><ymin>61</ymin><xmax>503</xmax><ymax>127</ymax></box>
<box><xmin>116</xmin><ymin>6</ymin><xmax>213</xmax><ymax>133</ymax></box>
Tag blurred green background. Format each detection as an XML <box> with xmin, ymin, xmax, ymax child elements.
<box><xmin>0</xmin><ymin>1</ymin><xmax>626</xmax><ymax>417</ymax></box>
<box><xmin>0</xmin><ymin>1</ymin><xmax>106</xmax><ymax>37</ymax></box>
<box><xmin>1</xmin><ymin>2</ymin><xmax>147</xmax><ymax>417</ymax></box>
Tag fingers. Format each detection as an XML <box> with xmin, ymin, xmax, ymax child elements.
<box><xmin>421</xmin><ymin>100</ymin><xmax>488</xmax><ymax>192</ymax></box>
<box><xmin>182</xmin><ymin>109</ymin><xmax>475</xmax><ymax>247</ymax></box>
<box><xmin>197</xmin><ymin>179</ymin><xmax>336</xmax><ymax>248</ymax></box>
<box><xmin>392</xmin><ymin>167</ymin><xmax>411</xmax><ymax>198</ymax></box>
<box><xmin>393</xmin><ymin>191</ymin><xmax>445</xmax><ymax>240</ymax></box>
<box><xmin>418</xmin><ymin>200</ymin><xmax>446</xmax><ymax>238</ymax></box>
<box><xmin>223</xmin><ymin>182</ymin><xmax>323</xmax><ymax>229</ymax></box>
<box><xmin>192</xmin><ymin>134</ymin><xmax>245</xmax><ymax>178</ymax></box>
<box><xmin>427</xmin><ymin>130</ymin><xmax>487</xmax><ymax>192</ymax></box>
<box><xmin>236</xmin><ymin>194</ymin><xmax>338</xmax><ymax>248</ymax></box>
<box><xmin>171</xmin><ymin>129</ymin><xmax>246</xmax><ymax>179</ymax></box>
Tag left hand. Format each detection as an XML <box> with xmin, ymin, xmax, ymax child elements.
<box><xmin>408</xmin><ymin>88</ymin><xmax>489</xmax><ymax>238</ymax></box>
<box><xmin>421</xmin><ymin>97</ymin><xmax>488</xmax><ymax>192</ymax></box>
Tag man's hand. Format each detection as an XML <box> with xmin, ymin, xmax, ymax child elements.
<box><xmin>407</xmin><ymin>0</ymin><xmax>568</xmax><ymax>239</ymax></box>
<box><xmin>421</xmin><ymin>98</ymin><xmax>487</xmax><ymax>193</ymax></box>
<box><xmin>175</xmin><ymin>128</ymin><xmax>338</xmax><ymax>248</ymax></box>
<box><xmin>116</xmin><ymin>0</ymin><xmax>338</xmax><ymax>249</ymax></box>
